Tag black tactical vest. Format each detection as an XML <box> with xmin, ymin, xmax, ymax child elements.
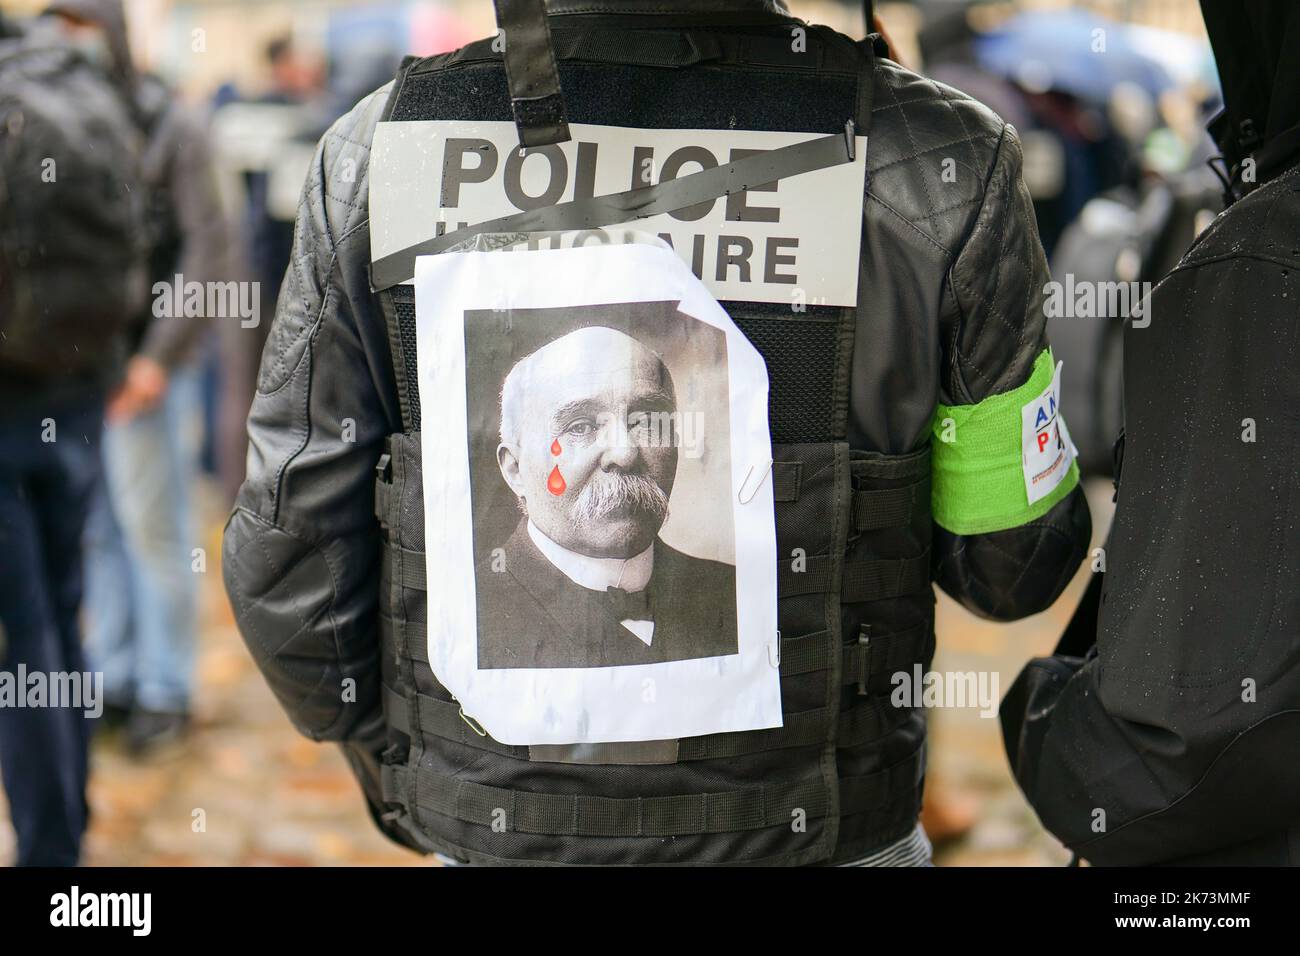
<box><xmin>371</xmin><ymin>17</ymin><xmax>936</xmax><ymax>865</ymax></box>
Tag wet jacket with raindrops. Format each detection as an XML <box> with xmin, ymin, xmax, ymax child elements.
<box><xmin>1001</xmin><ymin>0</ymin><xmax>1300</xmax><ymax>864</ymax></box>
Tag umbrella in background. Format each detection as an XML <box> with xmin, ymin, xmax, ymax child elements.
<box><xmin>973</xmin><ymin>8</ymin><xmax>1174</xmax><ymax>102</ymax></box>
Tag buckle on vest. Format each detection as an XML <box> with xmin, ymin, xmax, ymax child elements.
<box><xmin>855</xmin><ymin>625</ymin><xmax>871</xmax><ymax>696</ymax></box>
<box><xmin>375</xmin><ymin>452</ymin><xmax>394</xmax><ymax>531</ymax></box>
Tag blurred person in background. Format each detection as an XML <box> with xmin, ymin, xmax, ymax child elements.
<box><xmin>0</xmin><ymin>9</ymin><xmax>148</xmax><ymax>864</ymax></box>
<box><xmin>211</xmin><ymin>34</ymin><xmax>400</xmax><ymax>508</ymax></box>
<box><xmin>264</xmin><ymin>35</ymin><xmax>325</xmax><ymax>106</ymax></box>
<box><xmin>43</xmin><ymin>0</ymin><xmax>233</xmax><ymax>755</ymax></box>
<box><xmin>213</xmin><ymin>36</ymin><xmax>325</xmax><ymax>506</ymax></box>
<box><xmin>915</xmin><ymin>2</ymin><xmax>1135</xmax><ymax>259</ymax></box>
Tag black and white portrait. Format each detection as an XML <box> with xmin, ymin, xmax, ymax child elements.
<box><xmin>414</xmin><ymin>238</ymin><xmax>780</xmax><ymax>745</ymax></box>
<box><xmin>465</xmin><ymin>302</ymin><xmax>738</xmax><ymax>669</ymax></box>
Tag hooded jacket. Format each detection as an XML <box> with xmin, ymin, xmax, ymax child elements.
<box><xmin>1001</xmin><ymin>0</ymin><xmax>1300</xmax><ymax>866</ymax></box>
<box><xmin>1201</xmin><ymin>0</ymin><xmax>1300</xmax><ymax>195</ymax></box>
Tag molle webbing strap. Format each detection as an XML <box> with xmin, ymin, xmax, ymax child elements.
<box><xmin>389</xmin><ymin>619</ymin><xmax>917</xmax><ymax>699</ymax></box>
<box><xmin>395</xmin><ymin>547</ymin><xmax>426</xmax><ymax>591</ymax></box>
<box><xmin>851</xmin><ymin>478</ymin><xmax>928</xmax><ymax>532</ymax></box>
<box><xmin>395</xmin><ymin>618</ymin><xmax>862</xmax><ymax>687</ymax></box>
<box><xmin>537</xmin><ymin>29</ymin><xmax>849</xmax><ymax>73</ymax></box>
<box><xmin>374</xmin><ymin>480</ymin><xmax>393</xmax><ymax>531</ymax></box>
<box><xmin>398</xmin><ymin>23</ymin><xmax>869</xmax><ymax>93</ymax></box>
<box><xmin>421</xmin><ymin>26</ymin><xmax>873</xmax><ymax>74</ymax></box>
<box><xmin>374</xmin><ymin>451</ymin><xmax>394</xmax><ymax>528</ymax></box>
<box><xmin>393</xmin><ymin>540</ymin><xmax>932</xmax><ymax>601</ymax></box>
<box><xmin>839</xmin><ymin>748</ymin><xmax>925</xmax><ymax>816</ymax></box>
<box><xmin>778</xmin><ymin>551</ymin><xmax>931</xmax><ymax>603</ymax></box>
<box><xmin>775</xmin><ymin>630</ymin><xmax>833</xmax><ymax>677</ymax></box>
<box><xmin>493</xmin><ymin>0</ymin><xmax>570</xmax><ymax>148</ymax></box>
<box><xmin>369</xmin><ymin>122</ymin><xmax>857</xmax><ymax>291</ymax></box>
<box><xmin>385</xmin><ymin>686</ymin><xmax>902</xmax><ymax>764</ymax></box>
<box><xmin>771</xmin><ymin>461</ymin><xmax>803</xmax><ymax>501</ymax></box>
<box><xmin>546</xmin><ymin>28</ymin><xmax>723</xmax><ymax>69</ymax></box>
<box><xmin>843</xmin><ymin>553</ymin><xmax>931</xmax><ymax>602</ymax></box>
<box><xmin>381</xmin><ymin>763</ymin><xmax>830</xmax><ymax>837</ymax></box>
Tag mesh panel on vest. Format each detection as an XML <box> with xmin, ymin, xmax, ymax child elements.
<box><xmin>731</xmin><ymin>313</ymin><xmax>839</xmax><ymax>444</ymax></box>
<box><xmin>391</xmin><ymin>285</ymin><xmax>421</xmax><ymax>430</ymax></box>
<box><xmin>390</xmin><ymin>286</ymin><xmax>843</xmax><ymax>446</ymax></box>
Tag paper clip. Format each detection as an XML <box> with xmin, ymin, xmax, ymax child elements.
<box><xmin>458</xmin><ymin>704</ymin><xmax>488</xmax><ymax>737</ymax></box>
<box><xmin>738</xmin><ymin>459</ymin><xmax>774</xmax><ymax>504</ymax></box>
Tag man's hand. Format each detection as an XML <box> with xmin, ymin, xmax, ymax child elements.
<box><xmin>106</xmin><ymin>355</ymin><xmax>169</xmax><ymax>423</ymax></box>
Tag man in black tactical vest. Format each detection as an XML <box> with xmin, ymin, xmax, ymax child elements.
<box><xmin>223</xmin><ymin>0</ymin><xmax>1091</xmax><ymax>866</ymax></box>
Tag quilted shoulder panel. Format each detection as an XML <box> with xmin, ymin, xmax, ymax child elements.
<box><xmin>867</xmin><ymin>58</ymin><xmax>1007</xmax><ymax>256</ymax></box>
<box><xmin>257</xmin><ymin>83</ymin><xmax>390</xmax><ymax>395</ymax></box>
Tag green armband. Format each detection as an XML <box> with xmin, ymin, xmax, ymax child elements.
<box><xmin>930</xmin><ymin>349</ymin><xmax>1080</xmax><ymax>536</ymax></box>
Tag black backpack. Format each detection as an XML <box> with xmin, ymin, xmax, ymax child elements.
<box><xmin>0</xmin><ymin>34</ymin><xmax>149</xmax><ymax>380</ymax></box>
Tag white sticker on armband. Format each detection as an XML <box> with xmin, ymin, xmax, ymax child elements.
<box><xmin>1021</xmin><ymin>361</ymin><xmax>1076</xmax><ymax>506</ymax></box>
<box><xmin>412</xmin><ymin>235</ymin><xmax>783</xmax><ymax>746</ymax></box>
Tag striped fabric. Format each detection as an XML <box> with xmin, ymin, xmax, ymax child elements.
<box><xmin>838</xmin><ymin>823</ymin><xmax>934</xmax><ymax>867</ymax></box>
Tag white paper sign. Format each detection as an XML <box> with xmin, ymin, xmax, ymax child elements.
<box><xmin>413</xmin><ymin>234</ymin><xmax>783</xmax><ymax>745</ymax></box>
<box><xmin>1021</xmin><ymin>361</ymin><xmax>1076</xmax><ymax>505</ymax></box>
<box><xmin>372</xmin><ymin>120</ymin><xmax>867</xmax><ymax>306</ymax></box>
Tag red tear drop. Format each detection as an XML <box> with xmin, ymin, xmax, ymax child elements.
<box><xmin>550</xmin><ymin>438</ymin><xmax>562</xmax><ymax>456</ymax></box>
<box><xmin>547</xmin><ymin>465</ymin><xmax>566</xmax><ymax>496</ymax></box>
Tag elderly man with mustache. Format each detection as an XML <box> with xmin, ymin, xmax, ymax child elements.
<box><xmin>476</xmin><ymin>325</ymin><xmax>738</xmax><ymax>670</ymax></box>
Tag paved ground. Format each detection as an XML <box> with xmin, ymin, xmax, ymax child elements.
<box><xmin>0</xmin><ymin>480</ymin><xmax>1112</xmax><ymax>867</ymax></box>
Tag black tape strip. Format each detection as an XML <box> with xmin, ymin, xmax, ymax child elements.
<box><xmin>370</xmin><ymin>120</ymin><xmax>856</xmax><ymax>291</ymax></box>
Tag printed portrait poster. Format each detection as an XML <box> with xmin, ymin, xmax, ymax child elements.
<box><xmin>412</xmin><ymin>233</ymin><xmax>781</xmax><ymax>745</ymax></box>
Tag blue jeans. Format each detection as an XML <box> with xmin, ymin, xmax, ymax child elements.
<box><xmin>0</xmin><ymin>397</ymin><xmax>103</xmax><ymax>866</ymax></box>
<box><xmin>83</xmin><ymin>369</ymin><xmax>199</xmax><ymax>713</ymax></box>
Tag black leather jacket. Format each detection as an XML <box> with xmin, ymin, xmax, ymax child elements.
<box><xmin>222</xmin><ymin>0</ymin><xmax>1090</xmax><ymax>819</ymax></box>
